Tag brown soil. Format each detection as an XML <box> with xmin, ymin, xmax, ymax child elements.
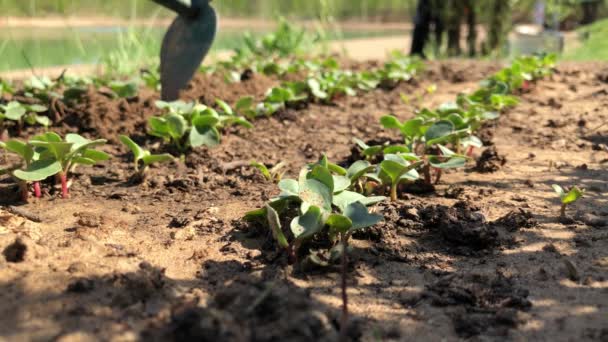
<box><xmin>1</xmin><ymin>60</ymin><xmax>607</xmax><ymax>341</ymax></box>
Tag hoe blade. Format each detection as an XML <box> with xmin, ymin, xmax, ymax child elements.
<box><xmin>160</xmin><ymin>2</ymin><xmax>217</xmax><ymax>100</ymax></box>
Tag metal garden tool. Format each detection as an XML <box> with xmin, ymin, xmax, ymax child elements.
<box><xmin>151</xmin><ymin>0</ymin><xmax>217</xmax><ymax>100</ymax></box>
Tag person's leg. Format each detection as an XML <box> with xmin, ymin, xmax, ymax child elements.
<box><xmin>446</xmin><ymin>0</ymin><xmax>462</xmax><ymax>56</ymax></box>
<box><xmin>410</xmin><ymin>0</ymin><xmax>431</xmax><ymax>57</ymax></box>
<box><xmin>433</xmin><ymin>4</ymin><xmax>445</xmax><ymax>57</ymax></box>
<box><xmin>465</xmin><ymin>0</ymin><xmax>477</xmax><ymax>57</ymax></box>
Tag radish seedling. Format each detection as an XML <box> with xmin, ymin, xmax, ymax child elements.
<box><xmin>150</xmin><ymin>100</ymin><xmax>253</xmax><ymax>152</ymax></box>
<box><xmin>29</xmin><ymin>132</ymin><xmax>109</xmax><ymax>198</ymax></box>
<box><xmin>119</xmin><ymin>135</ymin><xmax>173</xmax><ymax>181</ymax></box>
<box><xmin>250</xmin><ymin>161</ymin><xmax>287</xmax><ymax>183</ymax></box>
<box><xmin>0</xmin><ymin>139</ymin><xmax>61</xmax><ymax>202</ymax></box>
<box><xmin>0</xmin><ymin>101</ymin><xmax>50</xmax><ymax>133</ymax></box>
<box><xmin>552</xmin><ymin>184</ymin><xmax>585</xmax><ymax>218</ymax></box>
<box><xmin>245</xmin><ymin>157</ymin><xmax>385</xmax><ymax>262</ymax></box>
<box><xmin>378</xmin><ymin>154</ymin><xmax>423</xmax><ymax>201</ymax></box>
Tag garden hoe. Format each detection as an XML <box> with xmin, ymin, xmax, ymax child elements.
<box><xmin>151</xmin><ymin>0</ymin><xmax>217</xmax><ymax>100</ymax></box>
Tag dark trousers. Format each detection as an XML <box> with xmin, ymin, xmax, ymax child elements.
<box><xmin>410</xmin><ymin>0</ymin><xmax>443</xmax><ymax>58</ymax></box>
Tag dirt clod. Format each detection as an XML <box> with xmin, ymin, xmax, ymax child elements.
<box><xmin>493</xmin><ymin>209</ymin><xmax>537</xmax><ymax>231</ymax></box>
<box><xmin>419</xmin><ymin>202</ymin><xmax>498</xmax><ymax>252</ymax></box>
<box><xmin>3</xmin><ymin>238</ymin><xmax>27</xmax><ymax>263</ymax></box>
<box><xmin>423</xmin><ymin>272</ymin><xmax>531</xmax><ymax>337</ymax></box>
<box><xmin>475</xmin><ymin>146</ymin><xmax>507</xmax><ymax>173</ymax></box>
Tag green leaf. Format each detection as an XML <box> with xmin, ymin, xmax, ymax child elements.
<box><xmin>425</xmin><ymin>120</ymin><xmax>455</xmax><ymax>144</ymax></box>
<box><xmin>82</xmin><ymin>149</ymin><xmax>110</xmax><ymax>162</ymax></box>
<box><xmin>148</xmin><ymin>117</ymin><xmax>169</xmax><ymax>137</ymax></box>
<box><xmin>552</xmin><ymin>184</ymin><xmax>565</xmax><ymax>198</ymax></box>
<box><xmin>326</xmin><ymin>214</ymin><xmax>353</xmax><ymax>235</ymax></box>
<box><xmin>13</xmin><ymin>159</ymin><xmax>62</xmax><ymax>181</ymax></box>
<box><xmin>235</xmin><ymin>96</ymin><xmax>254</xmax><ymax>112</ymax></box>
<box><xmin>3</xmin><ymin>140</ymin><xmax>34</xmax><ymax>163</ymax></box>
<box><xmin>189</xmin><ymin>125</ymin><xmax>220</xmax><ymax>148</ymax></box>
<box><xmin>265</xmin><ymin>204</ymin><xmax>289</xmax><ymax>249</ymax></box>
<box><xmin>251</xmin><ymin>162</ymin><xmax>271</xmax><ymax>180</ymax></box>
<box><xmin>344</xmin><ymin>202</ymin><xmax>383</xmax><ymax>230</ymax></box>
<box><xmin>332</xmin><ymin>175</ymin><xmax>351</xmax><ymax>193</ymax></box>
<box><xmin>308</xmin><ymin>165</ymin><xmax>334</xmax><ymax>192</ymax></box>
<box><xmin>346</xmin><ymin>160</ymin><xmax>374</xmax><ymax>181</ymax></box>
<box><xmin>380</xmin><ymin>115</ymin><xmax>402</xmax><ymax>130</ymax></box>
<box><xmin>216</xmin><ymin>99</ymin><xmax>233</xmax><ymax>115</ymax></box>
<box><xmin>34</xmin><ymin>115</ymin><xmax>51</xmax><ymax>127</ymax></box>
<box><xmin>299</xmin><ymin>179</ymin><xmax>332</xmax><ymax>213</ymax></box>
<box><xmin>166</xmin><ymin>113</ymin><xmax>188</xmax><ymax>141</ymax></box>
<box><xmin>278</xmin><ymin>178</ymin><xmax>300</xmax><ymax>197</ymax></box>
<box><xmin>141</xmin><ymin>154</ymin><xmax>173</xmax><ymax>166</ymax></box>
<box><xmin>2</xmin><ymin>102</ymin><xmax>25</xmax><ymax>120</ymax></box>
<box><xmin>562</xmin><ymin>186</ymin><xmax>584</xmax><ymax>205</ymax></box>
<box><xmin>380</xmin><ymin>155</ymin><xmax>422</xmax><ymax>184</ymax></box>
<box><xmin>72</xmin><ymin>157</ymin><xmax>97</xmax><ymax>166</ymax></box>
<box><xmin>332</xmin><ymin>190</ymin><xmax>385</xmax><ymax>212</ymax></box>
<box><xmin>119</xmin><ymin>135</ymin><xmax>145</xmax><ymax>161</ymax></box>
<box><xmin>401</xmin><ymin>118</ymin><xmax>425</xmax><ymax>138</ymax></box>
<box><xmin>65</xmin><ymin>134</ymin><xmax>106</xmax><ymax>153</ymax></box>
<box><xmin>429</xmin><ymin>156</ymin><xmax>467</xmax><ymax>169</ymax></box>
<box><xmin>192</xmin><ymin>115</ymin><xmax>220</xmax><ymax>128</ymax></box>
<box><xmin>383</xmin><ymin>145</ymin><xmax>410</xmax><ymax>154</ymax></box>
<box><xmin>290</xmin><ymin>206</ymin><xmax>324</xmax><ymax>241</ymax></box>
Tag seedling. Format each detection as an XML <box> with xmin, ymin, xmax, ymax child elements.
<box><xmin>259</xmin><ymin>83</ymin><xmax>308</xmax><ymax>115</ymax></box>
<box><xmin>245</xmin><ymin>157</ymin><xmax>384</xmax><ymax>263</ymax></box>
<box><xmin>119</xmin><ymin>135</ymin><xmax>173</xmax><ymax>181</ymax></box>
<box><xmin>378</xmin><ymin>154</ymin><xmax>423</xmax><ymax>201</ymax></box>
<box><xmin>0</xmin><ymin>79</ymin><xmax>14</xmax><ymax>97</ymax></box>
<box><xmin>0</xmin><ymin>101</ymin><xmax>50</xmax><ymax>133</ymax></box>
<box><xmin>0</xmin><ymin>139</ymin><xmax>61</xmax><ymax>202</ymax></box>
<box><xmin>29</xmin><ymin>132</ymin><xmax>109</xmax><ymax>198</ymax></box>
<box><xmin>552</xmin><ymin>184</ymin><xmax>584</xmax><ymax>218</ymax></box>
<box><xmin>150</xmin><ymin>100</ymin><xmax>253</xmax><ymax>152</ymax></box>
<box><xmin>108</xmin><ymin>80</ymin><xmax>139</xmax><ymax>98</ymax></box>
<box><xmin>250</xmin><ymin>160</ymin><xmax>287</xmax><ymax>183</ymax></box>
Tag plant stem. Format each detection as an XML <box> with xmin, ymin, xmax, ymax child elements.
<box><xmin>60</xmin><ymin>172</ymin><xmax>69</xmax><ymax>199</ymax></box>
<box><xmin>434</xmin><ymin>168</ymin><xmax>442</xmax><ymax>184</ymax></box>
<box><xmin>560</xmin><ymin>204</ymin><xmax>566</xmax><ymax>218</ymax></box>
<box><xmin>390</xmin><ymin>183</ymin><xmax>398</xmax><ymax>202</ymax></box>
<box><xmin>339</xmin><ymin>235</ymin><xmax>349</xmax><ymax>342</ymax></box>
<box><xmin>33</xmin><ymin>181</ymin><xmax>41</xmax><ymax>198</ymax></box>
<box><xmin>20</xmin><ymin>181</ymin><xmax>28</xmax><ymax>203</ymax></box>
<box><xmin>423</xmin><ymin>164</ymin><xmax>432</xmax><ymax>185</ymax></box>
<box><xmin>466</xmin><ymin>146</ymin><xmax>474</xmax><ymax>157</ymax></box>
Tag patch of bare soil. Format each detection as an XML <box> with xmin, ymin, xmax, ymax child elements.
<box><xmin>1</xmin><ymin>60</ymin><xmax>607</xmax><ymax>341</ymax></box>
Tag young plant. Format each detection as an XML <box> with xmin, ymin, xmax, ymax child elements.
<box><xmin>378</xmin><ymin>154</ymin><xmax>423</xmax><ymax>201</ymax></box>
<box><xmin>108</xmin><ymin>80</ymin><xmax>139</xmax><ymax>98</ymax></box>
<box><xmin>149</xmin><ymin>100</ymin><xmax>253</xmax><ymax>152</ymax></box>
<box><xmin>552</xmin><ymin>184</ymin><xmax>585</xmax><ymax>218</ymax></box>
<box><xmin>244</xmin><ymin>156</ymin><xmax>384</xmax><ymax>263</ymax></box>
<box><xmin>29</xmin><ymin>132</ymin><xmax>109</xmax><ymax>198</ymax></box>
<box><xmin>0</xmin><ymin>78</ymin><xmax>14</xmax><ymax>97</ymax></box>
<box><xmin>259</xmin><ymin>83</ymin><xmax>308</xmax><ymax>116</ymax></box>
<box><xmin>0</xmin><ymin>101</ymin><xmax>50</xmax><ymax>133</ymax></box>
<box><xmin>119</xmin><ymin>135</ymin><xmax>173</xmax><ymax>181</ymax></box>
<box><xmin>0</xmin><ymin>139</ymin><xmax>61</xmax><ymax>202</ymax></box>
<box><xmin>250</xmin><ymin>160</ymin><xmax>287</xmax><ymax>183</ymax></box>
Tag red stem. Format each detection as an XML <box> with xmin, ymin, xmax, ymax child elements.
<box><xmin>60</xmin><ymin>173</ymin><xmax>69</xmax><ymax>199</ymax></box>
<box><xmin>34</xmin><ymin>182</ymin><xmax>42</xmax><ymax>198</ymax></box>
<box><xmin>466</xmin><ymin>146</ymin><xmax>474</xmax><ymax>157</ymax></box>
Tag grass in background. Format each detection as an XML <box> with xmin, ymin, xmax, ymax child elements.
<box><xmin>563</xmin><ymin>18</ymin><xmax>608</xmax><ymax>60</ymax></box>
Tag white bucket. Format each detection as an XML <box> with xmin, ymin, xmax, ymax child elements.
<box><xmin>509</xmin><ymin>24</ymin><xmax>564</xmax><ymax>57</ymax></box>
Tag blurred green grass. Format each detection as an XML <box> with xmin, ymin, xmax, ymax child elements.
<box><xmin>563</xmin><ymin>18</ymin><xmax>608</xmax><ymax>60</ymax></box>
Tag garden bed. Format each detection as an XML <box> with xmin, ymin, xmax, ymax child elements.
<box><xmin>1</xmin><ymin>59</ymin><xmax>607</xmax><ymax>341</ymax></box>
